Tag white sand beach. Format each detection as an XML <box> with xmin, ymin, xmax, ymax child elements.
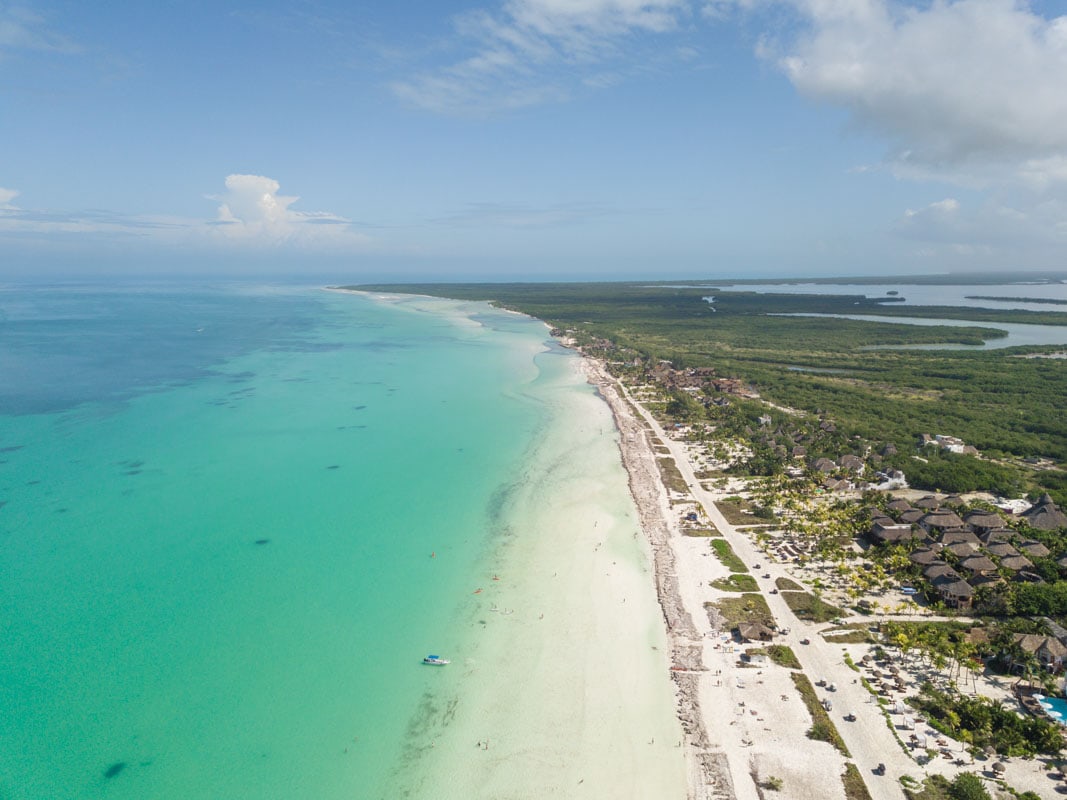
<box><xmin>391</xmin><ymin>352</ymin><xmax>689</xmax><ymax>799</ymax></box>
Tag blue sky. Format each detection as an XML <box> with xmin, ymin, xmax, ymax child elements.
<box><xmin>2</xmin><ymin>0</ymin><xmax>1066</xmax><ymax>280</ymax></box>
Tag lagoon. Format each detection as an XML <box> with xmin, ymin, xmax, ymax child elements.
<box><xmin>774</xmin><ymin>313</ymin><xmax>1067</xmax><ymax>350</ymax></box>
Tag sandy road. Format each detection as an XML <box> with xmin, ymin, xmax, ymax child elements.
<box><xmin>626</xmin><ymin>392</ymin><xmax>912</xmax><ymax>800</ymax></box>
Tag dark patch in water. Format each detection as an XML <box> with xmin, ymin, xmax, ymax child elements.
<box><xmin>0</xmin><ymin>445</ymin><xmax>24</xmax><ymax>453</ymax></box>
<box><xmin>254</xmin><ymin>538</ymin><xmax>271</xmax><ymax>545</ymax></box>
<box><xmin>56</xmin><ymin>507</ymin><xmax>69</xmax><ymax>513</ymax></box>
<box><xmin>125</xmin><ymin>469</ymin><xmax>142</xmax><ymax>476</ymax></box>
<box><xmin>103</xmin><ymin>762</ymin><xmax>126</xmax><ymax>779</ymax></box>
<box><xmin>227</xmin><ymin>371</ymin><xmax>256</xmax><ymax>382</ymax></box>
<box><xmin>118</xmin><ymin>460</ymin><xmax>144</xmax><ymax>469</ymax></box>
<box><xmin>326</xmin><ymin>465</ymin><xmax>340</xmax><ymax>470</ymax></box>
<box><xmin>26</xmin><ymin>479</ymin><xmax>41</xmax><ymax>485</ymax></box>
<box><xmin>353</xmin><ymin>405</ymin><xmax>367</xmax><ymax>411</ymax></box>
<box><xmin>0</xmin><ymin>500</ymin><xmax>7</xmax><ymax>509</ymax></box>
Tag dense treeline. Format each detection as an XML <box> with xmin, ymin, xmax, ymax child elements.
<box><xmin>350</xmin><ymin>282</ymin><xmax>1067</xmax><ymax>500</ymax></box>
<box><xmin>886</xmin><ymin>449</ymin><xmax>1025</xmax><ymax>497</ymax></box>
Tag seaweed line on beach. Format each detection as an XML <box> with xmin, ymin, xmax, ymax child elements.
<box><xmin>584</xmin><ymin>358</ymin><xmax>736</xmax><ymax>800</ymax></box>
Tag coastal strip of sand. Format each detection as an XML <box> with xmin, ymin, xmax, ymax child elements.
<box><xmin>385</xmin><ymin>332</ymin><xmax>689</xmax><ymax>799</ymax></box>
<box><xmin>582</xmin><ymin>357</ymin><xmax>894</xmax><ymax>800</ymax></box>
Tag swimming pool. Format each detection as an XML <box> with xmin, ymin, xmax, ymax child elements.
<box><xmin>1035</xmin><ymin>694</ymin><xmax>1067</xmax><ymax>725</ymax></box>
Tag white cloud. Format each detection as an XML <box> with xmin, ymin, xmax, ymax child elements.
<box><xmin>207</xmin><ymin>174</ymin><xmax>366</xmax><ymax>249</ymax></box>
<box><xmin>391</xmin><ymin>0</ymin><xmax>691</xmax><ymax>114</ymax></box>
<box><xmin>0</xmin><ymin>175</ymin><xmax>370</xmax><ymax>254</ymax></box>
<box><xmin>756</xmin><ymin>0</ymin><xmax>1067</xmax><ymax>185</ymax></box>
<box><xmin>895</xmin><ymin>195</ymin><xmax>1066</xmax><ymax>265</ymax></box>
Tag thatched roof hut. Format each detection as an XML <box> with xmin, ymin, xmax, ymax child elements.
<box><xmin>958</xmin><ymin>554</ymin><xmax>998</xmax><ymax>575</ymax></box>
<box><xmin>1023</xmin><ymin>495</ymin><xmax>1067</xmax><ymax>530</ymax></box>
<box><xmin>964</xmin><ymin>510</ymin><xmax>1005</xmax><ymax>531</ymax></box>
<box><xmin>986</xmin><ymin>542</ymin><xmax>1020</xmax><ymax>558</ymax></box>
<box><xmin>1019</xmin><ymin>540</ymin><xmax>1051</xmax><ymax>558</ymax></box>
<box><xmin>920</xmin><ymin>510</ymin><xmax>966</xmax><ymax>532</ymax></box>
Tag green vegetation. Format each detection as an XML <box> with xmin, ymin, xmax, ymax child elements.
<box><xmin>902</xmin><ymin>773</ymin><xmax>995</xmax><ymax>800</ymax></box>
<box><xmin>655</xmin><ymin>455</ymin><xmax>689</xmax><ymax>496</ymax></box>
<box><xmin>709</xmin><ymin>593</ymin><xmax>775</xmax><ymax>628</ymax></box>
<box><xmin>766</xmin><ymin>644</ymin><xmax>801</xmax><ymax>669</ymax></box>
<box><xmin>710</xmin><ymin>574</ymin><xmax>759</xmax><ymax>592</ymax></box>
<box><xmin>780</xmin><ymin>591</ymin><xmax>843</xmax><ymax>622</ymax></box>
<box><xmin>909</xmin><ymin>684</ymin><xmax>1063</xmax><ymax>757</ymax></box>
<box><xmin>967</xmin><ymin>295</ymin><xmax>1067</xmax><ymax>305</ymax></box>
<box><xmin>775</xmin><ymin>577</ymin><xmax>804</xmax><ymax>591</ymax></box>
<box><xmin>822</xmin><ymin>627</ymin><xmax>876</xmax><ymax>645</ymax></box>
<box><xmin>683</xmin><ymin>527</ymin><xmax>721</xmax><ymax>537</ymax></box>
<box><xmin>760</xmin><ymin>775</ymin><xmax>783</xmax><ymax>791</ymax></box>
<box><xmin>791</xmin><ymin>673</ymin><xmax>851</xmax><ymax>756</ymax></box>
<box><xmin>710</xmin><ymin>539</ymin><xmax>749</xmax><ymax>573</ymax></box>
<box><xmin>841</xmin><ymin>762</ymin><xmax>873</xmax><ymax>800</ymax></box>
<box><xmin>351</xmin><ymin>281</ymin><xmax>1067</xmax><ymax>500</ymax></box>
<box><xmin>715</xmin><ymin>497</ymin><xmax>767</xmax><ymax>526</ymax></box>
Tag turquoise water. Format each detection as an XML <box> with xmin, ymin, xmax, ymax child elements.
<box><xmin>0</xmin><ymin>284</ymin><xmax>562</xmax><ymax>798</ymax></box>
<box><xmin>1037</xmin><ymin>695</ymin><xmax>1067</xmax><ymax>725</ymax></box>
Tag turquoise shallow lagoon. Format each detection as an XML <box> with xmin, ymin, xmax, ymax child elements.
<box><xmin>0</xmin><ymin>284</ymin><xmax>599</xmax><ymax>798</ymax></box>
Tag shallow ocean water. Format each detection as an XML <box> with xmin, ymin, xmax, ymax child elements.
<box><xmin>0</xmin><ymin>284</ymin><xmax>563</xmax><ymax>798</ymax></box>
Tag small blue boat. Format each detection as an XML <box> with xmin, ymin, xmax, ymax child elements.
<box><xmin>423</xmin><ymin>655</ymin><xmax>450</xmax><ymax>665</ymax></box>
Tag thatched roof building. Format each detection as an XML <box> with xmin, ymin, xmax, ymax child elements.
<box><xmin>963</xmin><ymin>510</ymin><xmax>1005</xmax><ymax>532</ymax></box>
<box><xmin>920</xmin><ymin>510</ymin><xmax>966</xmax><ymax>532</ymax></box>
<box><xmin>1023</xmin><ymin>495</ymin><xmax>1067</xmax><ymax>530</ymax></box>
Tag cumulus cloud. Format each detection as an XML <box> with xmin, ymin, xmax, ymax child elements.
<box><xmin>391</xmin><ymin>0</ymin><xmax>691</xmax><ymax>113</ymax></box>
<box><xmin>208</xmin><ymin>174</ymin><xmax>364</xmax><ymax>247</ymax></box>
<box><xmin>0</xmin><ymin>175</ymin><xmax>370</xmax><ymax>254</ymax></box>
<box><xmin>755</xmin><ymin>0</ymin><xmax>1067</xmax><ymax>186</ymax></box>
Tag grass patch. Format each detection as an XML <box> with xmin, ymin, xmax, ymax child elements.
<box><xmin>715</xmin><ymin>498</ymin><xmax>759</xmax><ymax>526</ymax></box>
<box><xmin>775</xmin><ymin>577</ymin><xmax>804</xmax><ymax>591</ymax></box>
<box><xmin>791</xmin><ymin>673</ymin><xmax>851</xmax><ymax>757</ymax></box>
<box><xmin>711</xmin><ymin>574</ymin><xmax>759</xmax><ymax>592</ymax></box>
<box><xmin>684</xmin><ymin>527</ymin><xmax>722</xmax><ymax>537</ymax></box>
<box><xmin>656</xmin><ymin>455</ymin><xmax>690</xmax><ymax>495</ymax></box>
<box><xmin>822</xmin><ymin>629</ymin><xmax>876</xmax><ymax>644</ymax></box>
<box><xmin>901</xmin><ymin>774</ymin><xmax>950</xmax><ymax>800</ymax></box>
<box><xmin>710</xmin><ymin>539</ymin><xmax>749</xmax><ymax>573</ymax></box>
<box><xmin>781</xmin><ymin>591</ymin><xmax>843</xmax><ymax>623</ymax></box>
<box><xmin>766</xmin><ymin>644</ymin><xmax>801</xmax><ymax>669</ymax></box>
<box><xmin>709</xmin><ymin>593</ymin><xmax>775</xmax><ymax>628</ymax></box>
<box><xmin>841</xmin><ymin>763</ymin><xmax>873</xmax><ymax>800</ymax></box>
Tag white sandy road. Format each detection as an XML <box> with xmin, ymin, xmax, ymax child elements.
<box><xmin>598</xmin><ymin>367</ymin><xmax>916</xmax><ymax>800</ymax></box>
<box><xmin>644</xmin><ymin>407</ymin><xmax>913</xmax><ymax>800</ymax></box>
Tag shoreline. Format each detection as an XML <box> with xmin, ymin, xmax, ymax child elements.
<box><xmin>582</xmin><ymin>355</ymin><xmax>884</xmax><ymax>800</ymax></box>
<box><xmin>580</xmin><ymin>353</ymin><xmax>1059</xmax><ymax>800</ymax></box>
<box><xmin>581</xmin><ymin>357</ymin><xmax>732</xmax><ymax>800</ymax></box>
<box><xmin>376</xmin><ymin>308</ymin><xmax>689</xmax><ymax>799</ymax></box>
